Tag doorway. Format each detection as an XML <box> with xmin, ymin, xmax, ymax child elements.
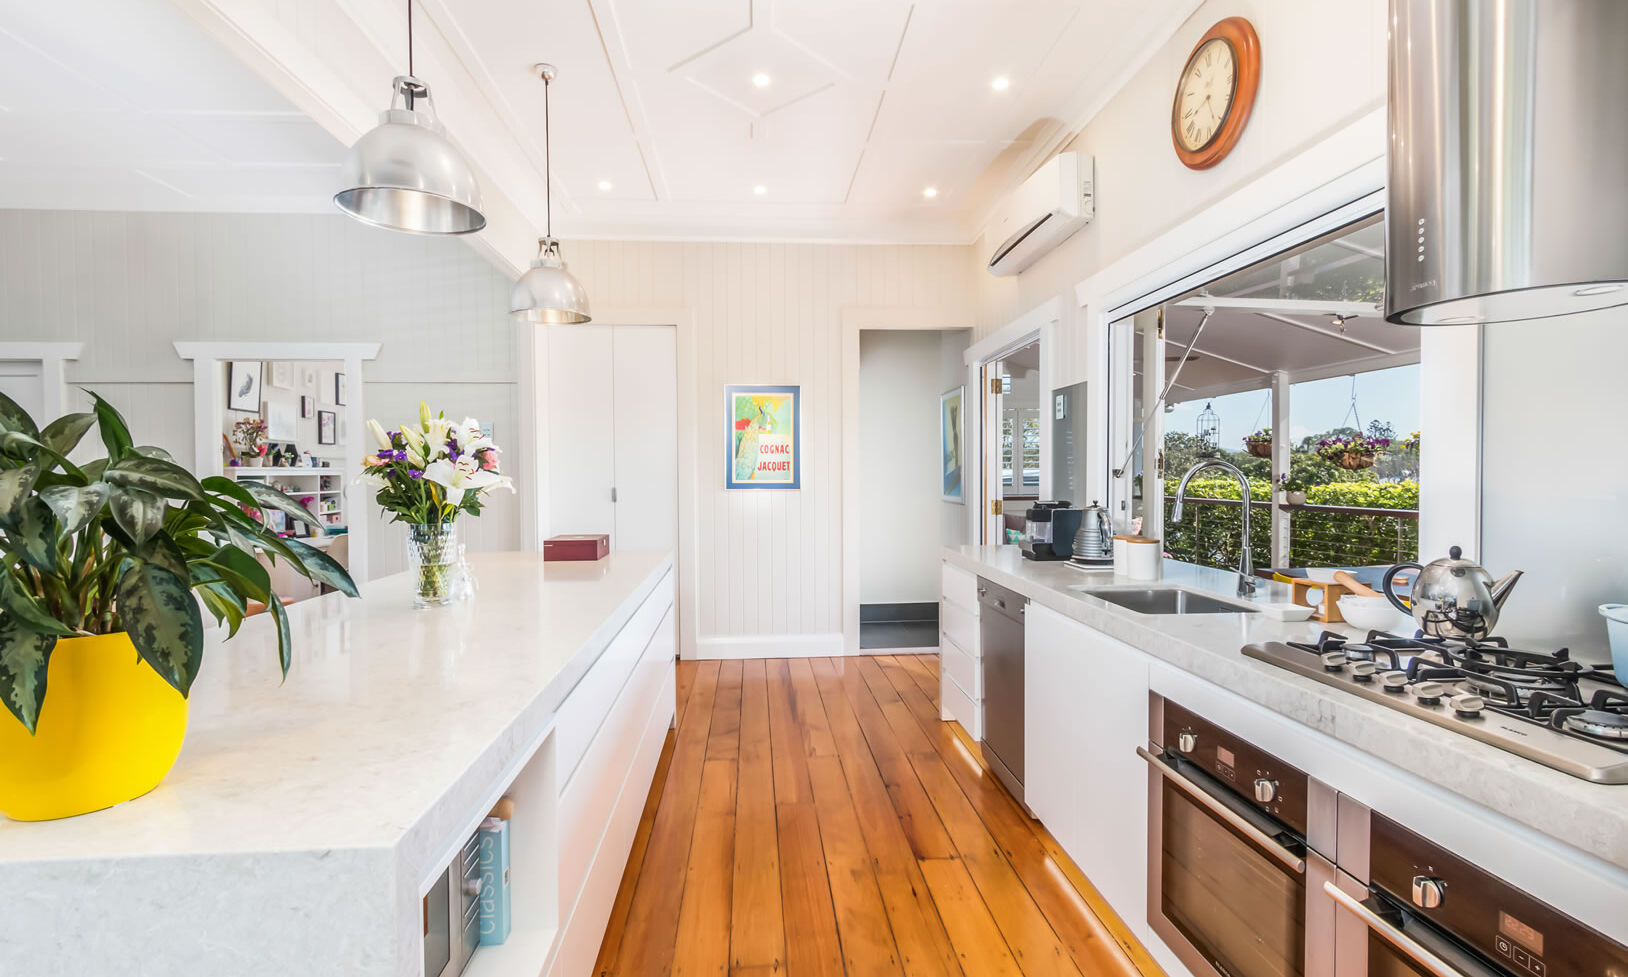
<box><xmin>856</xmin><ymin>328</ymin><xmax>971</xmax><ymax>651</ymax></box>
<box><xmin>976</xmin><ymin>335</ymin><xmax>1045</xmax><ymax>546</ymax></box>
<box><xmin>543</xmin><ymin>324</ymin><xmax>678</xmax><ymax>550</ymax></box>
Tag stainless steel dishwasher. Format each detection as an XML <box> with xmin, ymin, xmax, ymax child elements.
<box><xmin>978</xmin><ymin>577</ymin><xmax>1029</xmax><ymax>811</ymax></box>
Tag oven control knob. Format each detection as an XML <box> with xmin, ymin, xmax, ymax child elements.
<box><xmin>1349</xmin><ymin>661</ymin><xmax>1377</xmax><ymax>681</ymax></box>
<box><xmin>1253</xmin><ymin>778</ymin><xmax>1278</xmax><ymax>804</ymax></box>
<box><xmin>1379</xmin><ymin>670</ymin><xmax>1410</xmax><ymax>692</ymax></box>
<box><xmin>1411</xmin><ymin>876</ymin><xmax>1445</xmax><ymax>910</ymax></box>
<box><xmin>1177</xmin><ymin>731</ymin><xmax>1198</xmax><ymax>754</ymax></box>
<box><xmin>1320</xmin><ymin>651</ymin><xmax>1348</xmax><ymax>671</ymax></box>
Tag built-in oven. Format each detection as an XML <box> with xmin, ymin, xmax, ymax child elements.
<box><xmin>423</xmin><ymin>830</ymin><xmax>483</xmax><ymax>977</ymax></box>
<box><xmin>1328</xmin><ymin>798</ymin><xmax>1628</xmax><ymax>977</ymax></box>
<box><xmin>1143</xmin><ymin>694</ymin><xmax>1338</xmax><ymax>977</ymax></box>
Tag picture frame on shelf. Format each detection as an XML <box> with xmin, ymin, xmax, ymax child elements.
<box><xmin>317</xmin><ymin>410</ymin><xmax>337</xmax><ymax>445</ymax></box>
<box><xmin>300</xmin><ymin>395</ymin><xmax>314</xmax><ymax>419</ymax></box>
<box><xmin>227</xmin><ymin>361</ymin><xmax>262</xmax><ymax>413</ymax></box>
<box><xmin>333</xmin><ymin>373</ymin><xmax>347</xmax><ymax>406</ymax></box>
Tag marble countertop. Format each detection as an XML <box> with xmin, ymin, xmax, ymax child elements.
<box><xmin>0</xmin><ymin>550</ymin><xmax>672</xmax><ymax>863</ymax></box>
<box><xmin>945</xmin><ymin>545</ymin><xmax>1628</xmax><ymax>872</ymax></box>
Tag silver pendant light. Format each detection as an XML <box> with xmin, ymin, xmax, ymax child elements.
<box><xmin>510</xmin><ymin>63</ymin><xmax>592</xmax><ymax>324</ymax></box>
<box><xmin>334</xmin><ymin>0</ymin><xmax>486</xmax><ymax>235</ymax></box>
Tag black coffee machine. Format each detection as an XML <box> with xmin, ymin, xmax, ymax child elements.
<box><xmin>1020</xmin><ymin>501</ymin><xmax>1082</xmax><ymax>561</ymax></box>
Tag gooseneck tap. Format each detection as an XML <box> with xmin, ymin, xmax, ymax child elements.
<box><xmin>1171</xmin><ymin>459</ymin><xmax>1258</xmax><ymax>598</ymax></box>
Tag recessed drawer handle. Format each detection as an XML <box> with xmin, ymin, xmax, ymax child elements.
<box><xmin>1322</xmin><ymin>881</ymin><xmax>1470</xmax><ymax>977</ymax></box>
<box><xmin>1137</xmin><ymin>746</ymin><xmax>1305</xmax><ymax>874</ymax></box>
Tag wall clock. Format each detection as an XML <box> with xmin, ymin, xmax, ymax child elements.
<box><xmin>1170</xmin><ymin>17</ymin><xmax>1261</xmax><ymax>170</ymax></box>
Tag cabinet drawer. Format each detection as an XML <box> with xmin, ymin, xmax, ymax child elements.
<box><xmin>940</xmin><ymin>668</ymin><xmax>982</xmax><ymax>740</ymax></box>
<box><xmin>941</xmin><ymin>598</ymin><xmax>978</xmax><ymax>659</ymax></box>
<box><xmin>942</xmin><ymin>562</ymin><xmax>979</xmax><ymax>612</ymax></box>
<box><xmin>939</xmin><ymin>632</ymin><xmax>981</xmax><ymax>698</ymax></box>
<box><xmin>556</xmin><ymin>571</ymin><xmax>673</xmax><ymax>785</ymax></box>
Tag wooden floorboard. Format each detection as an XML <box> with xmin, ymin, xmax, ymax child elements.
<box><xmin>593</xmin><ymin>655</ymin><xmax>1156</xmax><ymax>977</ymax></box>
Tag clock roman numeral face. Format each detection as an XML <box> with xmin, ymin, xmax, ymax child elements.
<box><xmin>1176</xmin><ymin>38</ymin><xmax>1236</xmax><ymax>151</ymax></box>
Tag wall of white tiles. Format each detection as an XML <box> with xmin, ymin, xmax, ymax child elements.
<box><xmin>0</xmin><ymin>209</ymin><xmax>520</xmax><ymax>581</ymax></box>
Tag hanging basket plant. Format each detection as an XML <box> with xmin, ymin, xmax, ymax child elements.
<box><xmin>1243</xmin><ymin>428</ymin><xmax>1273</xmax><ymax>458</ymax></box>
<box><xmin>1316</xmin><ymin>433</ymin><xmax>1390</xmax><ymax>470</ymax></box>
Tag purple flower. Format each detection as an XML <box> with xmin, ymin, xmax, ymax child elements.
<box><xmin>409</xmin><ymin>468</ymin><xmax>423</xmax><ymax>479</ymax></box>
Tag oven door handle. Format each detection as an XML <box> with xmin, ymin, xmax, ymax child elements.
<box><xmin>1137</xmin><ymin>746</ymin><xmax>1306</xmax><ymax>873</ymax></box>
<box><xmin>1322</xmin><ymin>881</ymin><xmax>1469</xmax><ymax>977</ymax></box>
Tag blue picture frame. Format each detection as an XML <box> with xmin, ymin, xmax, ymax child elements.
<box><xmin>724</xmin><ymin>384</ymin><xmax>801</xmax><ymax>490</ymax></box>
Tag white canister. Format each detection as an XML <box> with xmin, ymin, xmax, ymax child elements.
<box><xmin>1116</xmin><ymin>535</ymin><xmax>1162</xmax><ymax>580</ymax></box>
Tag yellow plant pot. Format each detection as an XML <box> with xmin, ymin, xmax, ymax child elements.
<box><xmin>0</xmin><ymin>632</ymin><xmax>189</xmax><ymax>821</ymax></box>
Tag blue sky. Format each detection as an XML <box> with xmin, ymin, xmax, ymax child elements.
<box><xmin>1166</xmin><ymin>364</ymin><xmax>1421</xmax><ymax>450</ymax></box>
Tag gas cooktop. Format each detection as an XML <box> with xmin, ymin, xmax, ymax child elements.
<box><xmin>1244</xmin><ymin>631</ymin><xmax>1628</xmax><ymax>784</ymax></box>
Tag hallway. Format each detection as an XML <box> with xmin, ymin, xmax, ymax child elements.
<box><xmin>592</xmin><ymin>654</ymin><xmax>1155</xmax><ymax>977</ymax></box>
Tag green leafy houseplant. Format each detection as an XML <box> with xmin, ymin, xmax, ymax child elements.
<box><xmin>0</xmin><ymin>392</ymin><xmax>358</xmax><ymax>733</ymax></box>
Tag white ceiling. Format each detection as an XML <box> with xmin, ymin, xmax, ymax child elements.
<box><xmin>0</xmin><ymin>0</ymin><xmax>1199</xmax><ymax>243</ymax></box>
<box><xmin>0</xmin><ymin>0</ymin><xmax>343</xmax><ymax>213</ymax></box>
<box><xmin>440</xmin><ymin>0</ymin><xmax>1198</xmax><ymax>240</ymax></box>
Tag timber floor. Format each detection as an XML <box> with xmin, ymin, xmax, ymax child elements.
<box><xmin>591</xmin><ymin>654</ymin><xmax>1159</xmax><ymax>977</ymax></box>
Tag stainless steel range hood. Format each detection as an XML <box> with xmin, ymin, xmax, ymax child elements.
<box><xmin>1386</xmin><ymin>0</ymin><xmax>1628</xmax><ymax>325</ymax></box>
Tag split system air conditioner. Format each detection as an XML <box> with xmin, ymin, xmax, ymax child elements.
<box><xmin>985</xmin><ymin>152</ymin><xmax>1094</xmax><ymax>277</ymax></box>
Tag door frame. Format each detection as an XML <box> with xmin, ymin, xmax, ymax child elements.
<box><xmin>174</xmin><ymin>341</ymin><xmax>380</xmax><ymax>586</ymax></box>
<box><xmin>964</xmin><ymin>296</ymin><xmax>1061</xmax><ymax>546</ymax></box>
<box><xmin>840</xmin><ymin>307</ymin><xmax>975</xmax><ymax>656</ymax></box>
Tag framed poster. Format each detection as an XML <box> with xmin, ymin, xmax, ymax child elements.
<box><xmin>264</xmin><ymin>398</ymin><xmax>296</xmax><ymax>442</ymax></box>
<box><xmin>725</xmin><ymin>384</ymin><xmax>800</xmax><ymax>490</ymax></box>
<box><xmin>227</xmin><ymin>361</ymin><xmax>262</xmax><ymax>413</ymax></box>
<box><xmin>317</xmin><ymin>410</ymin><xmax>337</xmax><ymax>445</ymax></box>
<box><xmin>333</xmin><ymin>372</ymin><xmax>347</xmax><ymax>406</ymax></box>
<box><xmin>941</xmin><ymin>385</ymin><xmax>964</xmax><ymax>503</ymax></box>
<box><xmin>269</xmin><ymin>361</ymin><xmax>292</xmax><ymax>389</ymax></box>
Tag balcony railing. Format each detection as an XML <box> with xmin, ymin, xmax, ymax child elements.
<box><xmin>1161</xmin><ymin>495</ymin><xmax>1419</xmax><ymax>570</ymax></box>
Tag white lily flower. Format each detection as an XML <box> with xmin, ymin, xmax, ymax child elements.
<box><xmin>367</xmin><ymin>418</ymin><xmax>392</xmax><ymax>451</ymax></box>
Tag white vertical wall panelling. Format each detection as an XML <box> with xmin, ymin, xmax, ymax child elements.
<box><xmin>567</xmin><ymin>242</ymin><xmax>971</xmax><ymax>658</ymax></box>
<box><xmin>0</xmin><ymin>210</ymin><xmax>521</xmax><ymax>583</ymax></box>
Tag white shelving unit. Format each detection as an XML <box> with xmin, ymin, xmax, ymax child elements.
<box><xmin>229</xmin><ymin>467</ymin><xmax>347</xmax><ymax>532</ymax></box>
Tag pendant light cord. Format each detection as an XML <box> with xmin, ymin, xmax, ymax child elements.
<box><xmin>544</xmin><ymin>74</ymin><xmax>553</xmax><ymax>239</ymax></box>
<box><xmin>406</xmin><ymin>0</ymin><xmax>414</xmax><ymax>77</ymax></box>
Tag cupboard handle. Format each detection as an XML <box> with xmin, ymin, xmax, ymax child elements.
<box><xmin>1137</xmin><ymin>746</ymin><xmax>1306</xmax><ymax>873</ymax></box>
<box><xmin>1322</xmin><ymin>881</ymin><xmax>1469</xmax><ymax>977</ymax></box>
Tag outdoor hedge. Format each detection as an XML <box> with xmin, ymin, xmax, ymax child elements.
<box><xmin>1162</xmin><ymin>477</ymin><xmax>1419</xmax><ymax>571</ymax></box>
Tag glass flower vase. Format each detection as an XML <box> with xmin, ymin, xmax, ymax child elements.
<box><xmin>406</xmin><ymin>522</ymin><xmax>461</xmax><ymax>608</ymax></box>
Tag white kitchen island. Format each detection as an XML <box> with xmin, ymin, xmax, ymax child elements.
<box><xmin>0</xmin><ymin>550</ymin><xmax>676</xmax><ymax>977</ymax></box>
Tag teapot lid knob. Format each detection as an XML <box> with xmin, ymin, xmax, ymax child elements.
<box><xmin>1449</xmin><ymin>545</ymin><xmax>1463</xmax><ymax>560</ymax></box>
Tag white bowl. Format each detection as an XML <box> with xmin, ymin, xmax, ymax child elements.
<box><xmin>1339</xmin><ymin>595</ymin><xmax>1411</xmax><ymax>633</ymax></box>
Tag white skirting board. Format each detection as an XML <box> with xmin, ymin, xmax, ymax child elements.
<box><xmin>693</xmin><ymin>632</ymin><xmax>847</xmax><ymax>659</ymax></box>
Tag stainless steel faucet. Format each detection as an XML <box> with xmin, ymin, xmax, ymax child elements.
<box><xmin>1170</xmin><ymin>459</ymin><xmax>1258</xmax><ymax>598</ymax></box>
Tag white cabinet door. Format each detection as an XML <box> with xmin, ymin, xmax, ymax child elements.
<box><xmin>547</xmin><ymin>326</ymin><xmax>616</xmax><ymax>538</ymax></box>
<box><xmin>610</xmin><ymin>325</ymin><xmax>677</xmax><ymax>551</ymax></box>
<box><xmin>547</xmin><ymin>325</ymin><xmax>677</xmax><ymax>549</ymax></box>
<box><xmin>1023</xmin><ymin>603</ymin><xmax>1151</xmax><ymax>938</ymax></box>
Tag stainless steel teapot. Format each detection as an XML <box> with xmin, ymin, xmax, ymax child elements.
<box><xmin>1381</xmin><ymin>546</ymin><xmax>1523</xmax><ymax>640</ymax></box>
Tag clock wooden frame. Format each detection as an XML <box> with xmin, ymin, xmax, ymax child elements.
<box><xmin>1170</xmin><ymin>16</ymin><xmax>1261</xmax><ymax>170</ymax></box>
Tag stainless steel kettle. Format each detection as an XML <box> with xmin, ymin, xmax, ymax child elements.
<box><xmin>1381</xmin><ymin>546</ymin><xmax>1523</xmax><ymax>640</ymax></box>
<box><xmin>1071</xmin><ymin>500</ymin><xmax>1114</xmax><ymax>563</ymax></box>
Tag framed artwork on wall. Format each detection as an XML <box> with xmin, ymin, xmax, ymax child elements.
<box><xmin>333</xmin><ymin>373</ymin><xmax>347</xmax><ymax>406</ymax></box>
<box><xmin>300</xmin><ymin>395</ymin><xmax>314</xmax><ymax>418</ymax></box>
<box><xmin>269</xmin><ymin>361</ymin><xmax>292</xmax><ymax>389</ymax></box>
<box><xmin>317</xmin><ymin>410</ymin><xmax>337</xmax><ymax>445</ymax></box>
<box><xmin>227</xmin><ymin>361</ymin><xmax>262</xmax><ymax>413</ymax></box>
<box><xmin>725</xmin><ymin>384</ymin><xmax>800</xmax><ymax>490</ymax></box>
<box><xmin>301</xmin><ymin>366</ymin><xmax>318</xmax><ymax>389</ymax></box>
<box><xmin>941</xmin><ymin>385</ymin><xmax>964</xmax><ymax>503</ymax></box>
<box><xmin>264</xmin><ymin>399</ymin><xmax>296</xmax><ymax>442</ymax></box>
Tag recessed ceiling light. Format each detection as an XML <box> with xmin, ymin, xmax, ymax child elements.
<box><xmin>753</xmin><ymin>184</ymin><xmax>767</xmax><ymax>196</ymax></box>
<box><xmin>752</xmin><ymin>72</ymin><xmax>772</xmax><ymax>88</ymax></box>
<box><xmin>597</xmin><ymin>179</ymin><xmax>613</xmax><ymax>191</ymax></box>
<box><xmin>991</xmin><ymin>76</ymin><xmax>1011</xmax><ymax>92</ymax></box>
<box><xmin>922</xmin><ymin>186</ymin><xmax>939</xmax><ymax>198</ymax></box>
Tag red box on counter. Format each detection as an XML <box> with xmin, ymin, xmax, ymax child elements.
<box><xmin>543</xmin><ymin>534</ymin><xmax>610</xmax><ymax>561</ymax></box>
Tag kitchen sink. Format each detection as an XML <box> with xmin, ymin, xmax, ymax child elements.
<box><xmin>1072</xmin><ymin>587</ymin><xmax>1257</xmax><ymax>615</ymax></box>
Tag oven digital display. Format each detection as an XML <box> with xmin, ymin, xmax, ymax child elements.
<box><xmin>1215</xmin><ymin>745</ymin><xmax>1235</xmax><ymax>769</ymax></box>
<box><xmin>1500</xmin><ymin>911</ymin><xmax>1544</xmax><ymax>956</ymax></box>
